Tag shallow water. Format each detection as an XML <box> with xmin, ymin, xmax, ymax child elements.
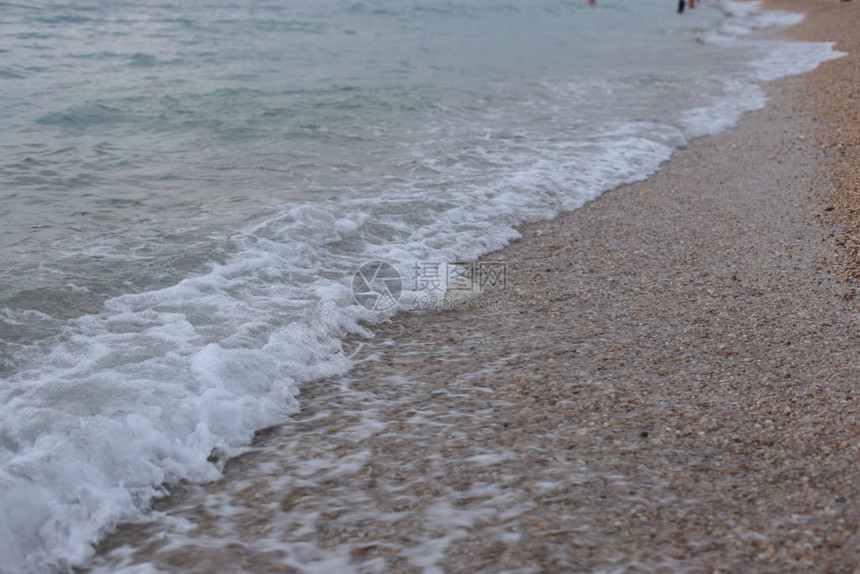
<box><xmin>0</xmin><ymin>0</ymin><xmax>842</xmax><ymax>571</ymax></box>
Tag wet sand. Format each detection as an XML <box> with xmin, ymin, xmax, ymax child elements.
<box><xmin>769</xmin><ymin>0</ymin><xmax>860</xmax><ymax>281</ymax></box>
<box><xmin>85</xmin><ymin>2</ymin><xmax>859</xmax><ymax>573</ymax></box>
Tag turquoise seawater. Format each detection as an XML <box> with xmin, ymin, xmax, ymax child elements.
<box><xmin>0</xmin><ymin>0</ymin><xmax>842</xmax><ymax>571</ymax></box>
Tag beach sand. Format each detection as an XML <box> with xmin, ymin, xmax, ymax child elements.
<box><xmin>86</xmin><ymin>2</ymin><xmax>859</xmax><ymax>573</ymax></box>
<box><xmin>770</xmin><ymin>0</ymin><xmax>860</xmax><ymax>281</ymax></box>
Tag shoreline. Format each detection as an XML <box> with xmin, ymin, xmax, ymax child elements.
<box><xmin>764</xmin><ymin>0</ymin><xmax>860</xmax><ymax>283</ymax></box>
<box><xmin>85</xmin><ymin>3</ymin><xmax>859</xmax><ymax>573</ymax></box>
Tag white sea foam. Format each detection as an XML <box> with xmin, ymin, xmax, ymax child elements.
<box><xmin>1</xmin><ymin>127</ymin><xmax>677</xmax><ymax>574</ymax></box>
<box><xmin>722</xmin><ymin>0</ymin><xmax>805</xmax><ymax>30</ymax></box>
<box><xmin>683</xmin><ymin>1</ymin><xmax>843</xmax><ymax>138</ymax></box>
<box><xmin>681</xmin><ymin>34</ymin><xmax>843</xmax><ymax>138</ymax></box>
<box><xmin>679</xmin><ymin>81</ymin><xmax>768</xmax><ymax>138</ymax></box>
<box><xmin>750</xmin><ymin>40</ymin><xmax>845</xmax><ymax>82</ymax></box>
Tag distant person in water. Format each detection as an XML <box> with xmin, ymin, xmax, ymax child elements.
<box><xmin>689</xmin><ymin>0</ymin><xmax>695</xmax><ymax>8</ymax></box>
<box><xmin>588</xmin><ymin>0</ymin><xmax>596</xmax><ymax>5</ymax></box>
<box><xmin>678</xmin><ymin>0</ymin><xmax>686</xmax><ymax>13</ymax></box>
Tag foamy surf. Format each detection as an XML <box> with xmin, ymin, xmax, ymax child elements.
<box><xmin>0</xmin><ymin>1</ymin><xmax>843</xmax><ymax>571</ymax></box>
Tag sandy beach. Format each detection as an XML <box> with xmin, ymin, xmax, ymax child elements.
<box><xmin>85</xmin><ymin>2</ymin><xmax>859</xmax><ymax>573</ymax></box>
<box><xmin>770</xmin><ymin>0</ymin><xmax>860</xmax><ymax>282</ymax></box>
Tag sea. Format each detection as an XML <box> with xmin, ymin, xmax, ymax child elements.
<box><xmin>0</xmin><ymin>0</ymin><xmax>843</xmax><ymax>571</ymax></box>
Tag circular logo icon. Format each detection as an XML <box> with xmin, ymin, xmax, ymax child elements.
<box><xmin>352</xmin><ymin>261</ymin><xmax>402</xmax><ymax>311</ymax></box>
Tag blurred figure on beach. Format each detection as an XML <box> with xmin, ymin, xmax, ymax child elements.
<box><xmin>678</xmin><ymin>0</ymin><xmax>686</xmax><ymax>13</ymax></box>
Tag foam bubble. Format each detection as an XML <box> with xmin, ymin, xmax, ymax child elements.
<box><xmin>683</xmin><ymin>1</ymin><xmax>844</xmax><ymax>138</ymax></box>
